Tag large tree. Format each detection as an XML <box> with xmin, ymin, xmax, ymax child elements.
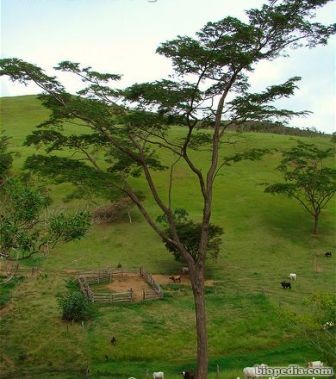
<box><xmin>265</xmin><ymin>141</ymin><xmax>336</xmax><ymax>235</ymax></box>
<box><xmin>1</xmin><ymin>1</ymin><xmax>335</xmax><ymax>376</ymax></box>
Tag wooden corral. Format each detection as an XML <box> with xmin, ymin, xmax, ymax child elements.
<box><xmin>77</xmin><ymin>267</ymin><xmax>163</xmax><ymax>304</ymax></box>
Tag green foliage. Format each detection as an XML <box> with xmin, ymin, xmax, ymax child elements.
<box><xmin>57</xmin><ymin>290</ymin><xmax>95</xmax><ymax>322</ymax></box>
<box><xmin>48</xmin><ymin>211</ymin><xmax>91</xmax><ymax>243</ymax></box>
<box><xmin>0</xmin><ymin>133</ymin><xmax>13</xmax><ymax>180</ymax></box>
<box><xmin>265</xmin><ymin>141</ymin><xmax>336</xmax><ymax>233</ymax></box>
<box><xmin>0</xmin><ymin>178</ymin><xmax>91</xmax><ymax>260</ymax></box>
<box><xmin>157</xmin><ymin>209</ymin><xmax>223</xmax><ymax>262</ymax></box>
<box><xmin>222</xmin><ymin>147</ymin><xmax>272</xmax><ymax>166</ymax></box>
<box><xmin>285</xmin><ymin>293</ymin><xmax>336</xmax><ymax>367</ymax></box>
<box><xmin>57</xmin><ymin>278</ymin><xmax>95</xmax><ymax>322</ymax></box>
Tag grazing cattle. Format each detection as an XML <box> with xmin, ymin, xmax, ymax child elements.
<box><xmin>288</xmin><ymin>273</ymin><xmax>297</xmax><ymax>281</ymax></box>
<box><xmin>243</xmin><ymin>364</ymin><xmax>267</xmax><ymax>379</ymax></box>
<box><xmin>181</xmin><ymin>267</ymin><xmax>189</xmax><ymax>274</ymax></box>
<box><xmin>281</xmin><ymin>281</ymin><xmax>291</xmax><ymax>289</ymax></box>
<box><xmin>110</xmin><ymin>336</ymin><xmax>117</xmax><ymax>345</ymax></box>
<box><xmin>308</xmin><ymin>361</ymin><xmax>324</xmax><ymax>368</ymax></box>
<box><xmin>325</xmin><ymin>251</ymin><xmax>332</xmax><ymax>257</ymax></box>
<box><xmin>243</xmin><ymin>367</ymin><xmax>259</xmax><ymax>379</ymax></box>
<box><xmin>169</xmin><ymin>275</ymin><xmax>181</xmax><ymax>283</ymax></box>
<box><xmin>153</xmin><ymin>372</ymin><xmax>164</xmax><ymax>379</ymax></box>
<box><xmin>181</xmin><ymin>371</ymin><xmax>195</xmax><ymax>379</ymax></box>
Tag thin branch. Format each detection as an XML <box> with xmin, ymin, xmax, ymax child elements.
<box><xmin>168</xmin><ymin>155</ymin><xmax>182</xmax><ymax>210</ymax></box>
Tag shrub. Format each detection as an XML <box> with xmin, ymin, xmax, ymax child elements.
<box><xmin>57</xmin><ymin>290</ymin><xmax>95</xmax><ymax>322</ymax></box>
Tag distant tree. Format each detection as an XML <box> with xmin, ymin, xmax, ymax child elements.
<box><xmin>265</xmin><ymin>141</ymin><xmax>336</xmax><ymax>234</ymax></box>
<box><xmin>0</xmin><ymin>177</ymin><xmax>91</xmax><ymax>261</ymax></box>
<box><xmin>1</xmin><ymin>1</ymin><xmax>335</xmax><ymax>376</ymax></box>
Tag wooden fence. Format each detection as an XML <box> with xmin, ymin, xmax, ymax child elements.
<box><xmin>77</xmin><ymin>268</ymin><xmax>138</xmax><ymax>285</ymax></box>
<box><xmin>139</xmin><ymin>267</ymin><xmax>163</xmax><ymax>300</ymax></box>
<box><xmin>91</xmin><ymin>289</ymin><xmax>133</xmax><ymax>303</ymax></box>
<box><xmin>77</xmin><ymin>267</ymin><xmax>163</xmax><ymax>304</ymax></box>
<box><xmin>77</xmin><ymin>269</ymin><xmax>133</xmax><ymax>304</ymax></box>
<box><xmin>78</xmin><ymin>276</ymin><xmax>94</xmax><ymax>301</ymax></box>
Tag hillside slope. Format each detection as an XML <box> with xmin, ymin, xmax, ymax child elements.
<box><xmin>0</xmin><ymin>96</ymin><xmax>335</xmax><ymax>378</ymax></box>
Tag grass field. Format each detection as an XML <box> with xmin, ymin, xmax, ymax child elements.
<box><xmin>0</xmin><ymin>95</ymin><xmax>335</xmax><ymax>378</ymax></box>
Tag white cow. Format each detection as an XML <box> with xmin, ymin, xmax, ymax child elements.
<box><xmin>243</xmin><ymin>365</ymin><xmax>267</xmax><ymax>379</ymax></box>
<box><xmin>153</xmin><ymin>372</ymin><xmax>164</xmax><ymax>379</ymax></box>
<box><xmin>288</xmin><ymin>273</ymin><xmax>297</xmax><ymax>281</ymax></box>
<box><xmin>308</xmin><ymin>361</ymin><xmax>324</xmax><ymax>368</ymax></box>
<box><xmin>243</xmin><ymin>367</ymin><xmax>259</xmax><ymax>379</ymax></box>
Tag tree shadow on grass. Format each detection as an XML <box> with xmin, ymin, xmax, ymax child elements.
<box><xmin>258</xmin><ymin>203</ymin><xmax>334</xmax><ymax>248</ymax></box>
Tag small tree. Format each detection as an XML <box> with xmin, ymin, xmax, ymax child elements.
<box><xmin>0</xmin><ymin>177</ymin><xmax>91</xmax><ymax>260</ymax></box>
<box><xmin>57</xmin><ymin>280</ymin><xmax>95</xmax><ymax>322</ymax></box>
<box><xmin>157</xmin><ymin>208</ymin><xmax>223</xmax><ymax>262</ymax></box>
<box><xmin>265</xmin><ymin>141</ymin><xmax>336</xmax><ymax>234</ymax></box>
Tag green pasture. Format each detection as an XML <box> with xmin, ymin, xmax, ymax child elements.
<box><xmin>0</xmin><ymin>96</ymin><xmax>335</xmax><ymax>378</ymax></box>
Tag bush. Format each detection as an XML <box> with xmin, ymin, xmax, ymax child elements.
<box><xmin>57</xmin><ymin>290</ymin><xmax>95</xmax><ymax>322</ymax></box>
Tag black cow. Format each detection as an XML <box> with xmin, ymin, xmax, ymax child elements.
<box><xmin>181</xmin><ymin>371</ymin><xmax>195</xmax><ymax>379</ymax></box>
<box><xmin>281</xmin><ymin>281</ymin><xmax>291</xmax><ymax>289</ymax></box>
<box><xmin>325</xmin><ymin>251</ymin><xmax>332</xmax><ymax>257</ymax></box>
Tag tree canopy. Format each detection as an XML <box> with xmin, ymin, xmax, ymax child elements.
<box><xmin>265</xmin><ymin>141</ymin><xmax>336</xmax><ymax>234</ymax></box>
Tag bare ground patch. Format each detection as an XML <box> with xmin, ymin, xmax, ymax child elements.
<box><xmin>85</xmin><ymin>272</ymin><xmax>215</xmax><ymax>303</ymax></box>
<box><xmin>98</xmin><ymin>273</ymin><xmax>152</xmax><ymax>301</ymax></box>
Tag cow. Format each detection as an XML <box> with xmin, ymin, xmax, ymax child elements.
<box><xmin>169</xmin><ymin>275</ymin><xmax>181</xmax><ymax>283</ymax></box>
<box><xmin>281</xmin><ymin>281</ymin><xmax>291</xmax><ymax>289</ymax></box>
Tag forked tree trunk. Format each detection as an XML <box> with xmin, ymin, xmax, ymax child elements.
<box><xmin>190</xmin><ymin>265</ymin><xmax>208</xmax><ymax>379</ymax></box>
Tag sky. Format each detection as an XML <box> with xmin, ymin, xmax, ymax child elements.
<box><xmin>1</xmin><ymin>0</ymin><xmax>335</xmax><ymax>133</ymax></box>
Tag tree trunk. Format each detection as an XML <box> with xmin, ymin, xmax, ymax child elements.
<box><xmin>190</xmin><ymin>266</ymin><xmax>208</xmax><ymax>379</ymax></box>
<box><xmin>313</xmin><ymin>213</ymin><xmax>319</xmax><ymax>235</ymax></box>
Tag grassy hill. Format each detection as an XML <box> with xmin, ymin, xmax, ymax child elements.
<box><xmin>0</xmin><ymin>95</ymin><xmax>335</xmax><ymax>378</ymax></box>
